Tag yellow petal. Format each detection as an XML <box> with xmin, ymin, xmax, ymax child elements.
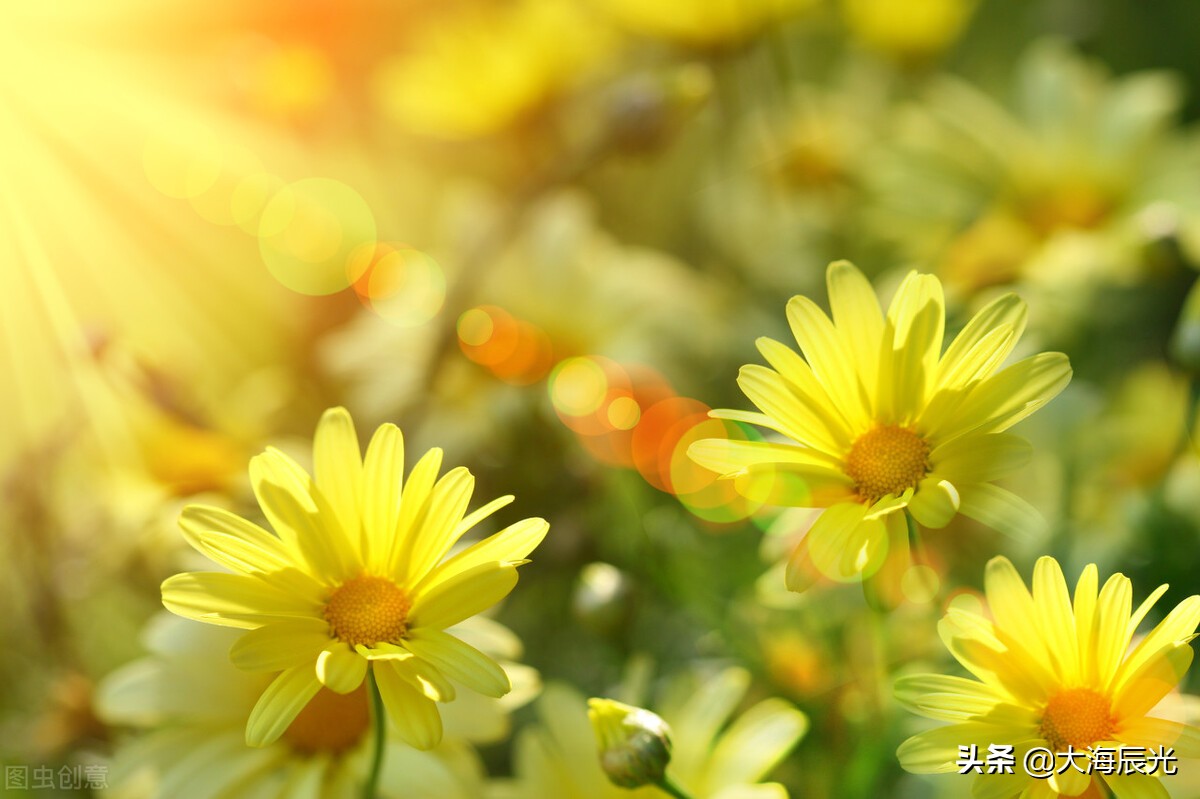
<box><xmin>937</xmin><ymin>292</ymin><xmax>1027</xmax><ymax>388</ymax></box>
<box><xmin>935</xmin><ymin>324</ymin><xmax>1016</xmax><ymax>393</ymax></box>
<box><xmin>383</xmin><ymin>447</ymin><xmax>443</xmax><ymax>575</ymax></box>
<box><xmin>984</xmin><ymin>557</ymin><xmax>1054</xmax><ymax>673</ymax></box>
<box><xmin>410</xmin><ymin>561</ymin><xmax>519</xmax><ymax>629</ymax></box>
<box><xmin>1032</xmin><ymin>556</ymin><xmax>1079</xmax><ymax>683</ymax></box>
<box><xmin>805</xmin><ymin>503</ymin><xmax>879</xmax><ymax>582</ymax></box>
<box><xmin>882</xmin><ymin>272</ymin><xmax>944</xmax><ymax>421</ymax></box>
<box><xmin>732</xmin><ymin>462</ymin><xmax>857</xmax><ymax>507</ymax></box>
<box><xmin>1115</xmin><ymin>717</ymin><xmax>1200</xmax><ymax>758</ymax></box>
<box><xmin>1112</xmin><ymin>643</ymin><xmax>1193</xmax><ymax>720</ymax></box>
<box><xmin>893</xmin><ymin>674</ymin><xmax>1009</xmax><ymax>721</ymax></box>
<box><xmin>908</xmin><ymin>477</ymin><xmax>960</xmax><ymax>529</ymax></box>
<box><xmin>687</xmin><ymin>437</ymin><xmax>840</xmax><ymax>476</ymax></box>
<box><xmin>1095</xmin><ymin>572</ymin><xmax>1134</xmax><ymax>690</ymax></box>
<box><xmin>179</xmin><ymin>505</ymin><xmax>296</xmax><ymax>574</ymax></box>
<box><xmin>373</xmin><ymin>662</ymin><xmax>443</xmax><ymax>750</ymax></box>
<box><xmin>161</xmin><ymin>572</ymin><xmax>321</xmax><ymax>629</ymax></box>
<box><xmin>826</xmin><ymin>260</ymin><xmax>882</xmax><ymax>399</ymax></box>
<box><xmin>414</xmin><ymin>517</ymin><xmax>548</xmax><ymax>597</ymax></box>
<box><xmin>316</xmin><ymin>643</ymin><xmax>369</xmax><ymax>694</ymax></box>
<box><xmin>1047</xmin><ymin>765</ymin><xmax>1091</xmax><ymax>796</ymax></box>
<box><xmin>927</xmin><ymin>353</ymin><xmax>1072</xmax><ymax>443</ymax></box>
<box><xmin>786</xmin><ymin>295</ymin><xmax>871</xmax><ymax>431</ymax></box>
<box><xmin>245</xmin><ymin>665</ymin><xmax>322</xmax><ymax>747</ymax></box>
<box><xmin>314</xmin><ymin>407</ymin><xmax>365</xmax><ymax>563</ymax></box>
<box><xmin>1101</xmin><ymin>773</ymin><xmax>1169</xmax><ymax>799</ymax></box>
<box><xmin>229</xmin><ymin>618</ymin><xmax>331</xmax><ymax>671</ymax></box>
<box><xmin>403</xmin><ymin>627</ymin><xmax>511</xmax><ymax>698</ymax></box>
<box><xmin>1074</xmin><ymin>564</ymin><xmax>1100</xmax><ymax>685</ymax></box>
<box><xmin>741</xmin><ymin>354</ymin><xmax>851</xmax><ymax>455</ymax></box>
<box><xmin>1113</xmin><ymin>595</ymin><xmax>1200</xmax><ymax>696</ymax></box>
<box><xmin>958</xmin><ymin>484</ymin><xmax>1047</xmax><ymax>542</ymax></box>
<box><xmin>360</xmin><ymin>421</ymin><xmax>404</xmax><ymax>571</ymax></box>
<box><xmin>249</xmin><ymin>449</ymin><xmax>357</xmax><ymax>584</ymax></box>
<box><xmin>399</xmin><ymin>467</ymin><xmax>475</xmax><ymax>585</ymax></box>
<box><xmin>929</xmin><ymin>433</ymin><xmax>1032</xmax><ymax>484</ymax></box>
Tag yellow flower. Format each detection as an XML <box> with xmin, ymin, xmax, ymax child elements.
<box><xmin>97</xmin><ymin>614</ymin><xmax>533</xmax><ymax>798</ymax></box>
<box><xmin>501</xmin><ymin>668</ymin><xmax>807</xmax><ymax>798</ymax></box>
<box><xmin>595</xmin><ymin>0</ymin><xmax>817</xmax><ymax>48</ymax></box>
<box><xmin>373</xmin><ymin>0</ymin><xmax>614</xmax><ymax>140</ymax></box>
<box><xmin>689</xmin><ymin>261</ymin><xmax>1071</xmax><ymax>592</ymax></box>
<box><xmin>841</xmin><ymin>0</ymin><xmax>977</xmax><ymax>64</ymax></box>
<box><xmin>160</xmin><ymin>407</ymin><xmax>548</xmax><ymax>749</ymax></box>
<box><xmin>897</xmin><ymin>556</ymin><xmax>1200</xmax><ymax>798</ymax></box>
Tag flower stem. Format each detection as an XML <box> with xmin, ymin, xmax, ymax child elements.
<box><xmin>656</xmin><ymin>774</ymin><xmax>696</xmax><ymax>799</ymax></box>
<box><xmin>362</xmin><ymin>667</ymin><xmax>386</xmax><ymax>799</ymax></box>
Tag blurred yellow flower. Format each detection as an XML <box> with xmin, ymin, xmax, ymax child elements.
<box><xmin>160</xmin><ymin>407</ymin><xmax>548</xmax><ymax>749</ymax></box>
<box><xmin>897</xmin><ymin>556</ymin><xmax>1200</xmax><ymax>797</ymax></box>
<box><xmin>841</xmin><ymin>0</ymin><xmax>977</xmax><ymax>64</ymax></box>
<box><xmin>595</xmin><ymin>0</ymin><xmax>816</xmax><ymax>48</ymax></box>
<box><xmin>97</xmin><ymin>614</ymin><xmax>536</xmax><ymax>798</ymax></box>
<box><xmin>496</xmin><ymin>668</ymin><xmax>807</xmax><ymax>798</ymax></box>
<box><xmin>690</xmin><ymin>261</ymin><xmax>1070</xmax><ymax>591</ymax></box>
<box><xmin>873</xmin><ymin>42</ymin><xmax>1200</xmax><ymax>293</ymax></box>
<box><xmin>373</xmin><ymin>0</ymin><xmax>615</xmax><ymax>139</ymax></box>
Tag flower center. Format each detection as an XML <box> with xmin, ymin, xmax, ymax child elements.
<box><xmin>844</xmin><ymin>425</ymin><xmax>930</xmax><ymax>503</ymax></box>
<box><xmin>283</xmin><ymin>684</ymin><xmax>370</xmax><ymax>755</ymax></box>
<box><xmin>324</xmin><ymin>575</ymin><xmax>411</xmax><ymax>648</ymax></box>
<box><xmin>1039</xmin><ymin>688</ymin><xmax>1115</xmax><ymax>752</ymax></box>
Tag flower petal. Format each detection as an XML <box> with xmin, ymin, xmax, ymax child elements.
<box><xmin>1112</xmin><ymin>643</ymin><xmax>1193</xmax><ymax>720</ymax></box>
<box><xmin>229</xmin><ymin>618</ymin><xmax>332</xmax><ymax>671</ymax></box>
<box><xmin>360</xmin><ymin>421</ymin><xmax>405</xmax><ymax>571</ymax></box>
<box><xmin>245</xmin><ymin>665</ymin><xmax>322</xmax><ymax>747</ymax></box>
<box><xmin>410</xmin><ymin>561</ymin><xmax>519</xmax><ymax>630</ymax></box>
<box><xmin>314</xmin><ymin>407</ymin><xmax>365</xmax><ymax>562</ymax></box>
<box><xmin>738</xmin><ymin>358</ymin><xmax>850</xmax><ymax>456</ymax></box>
<box><xmin>316</xmin><ymin>642</ymin><xmax>369</xmax><ymax>694</ymax></box>
<box><xmin>161</xmin><ymin>572</ymin><xmax>321</xmax><ymax>630</ymax></box>
<box><xmin>400</xmin><ymin>466</ymin><xmax>476</xmax><ymax>585</ymax></box>
<box><xmin>786</xmin><ymin>295</ymin><xmax>871</xmax><ymax>431</ymax></box>
<box><xmin>804</xmin><ymin>503</ymin><xmax>884</xmax><ymax>582</ymax></box>
<box><xmin>249</xmin><ymin>449</ymin><xmax>357</xmax><ymax>583</ymax></box>
<box><xmin>958</xmin><ymin>484</ymin><xmax>1047</xmax><ymax>542</ymax></box>
<box><xmin>732</xmin><ymin>461</ymin><xmax>857</xmax><ymax>507</ymax></box>
<box><xmin>908</xmin><ymin>477</ymin><xmax>960</xmax><ymax>529</ymax></box>
<box><xmin>1115</xmin><ymin>717</ymin><xmax>1200</xmax><ymax>758</ymax></box>
<box><xmin>688</xmin><ymin>438</ymin><xmax>840</xmax><ymax>476</ymax></box>
<box><xmin>403</xmin><ymin>627</ymin><xmax>511</xmax><ymax>698</ymax></box>
<box><xmin>706</xmin><ymin>699</ymin><xmax>809</xmax><ymax>790</ymax></box>
<box><xmin>374</xmin><ymin>662</ymin><xmax>443</xmax><ymax>750</ymax></box>
<box><xmin>930</xmin><ymin>433</ymin><xmax>1033</xmax><ymax>485</ymax></box>
<box><xmin>937</xmin><ymin>293</ymin><xmax>1027</xmax><ymax>390</ymax></box>
<box><xmin>927</xmin><ymin>353</ymin><xmax>1072</xmax><ymax>443</ymax></box>
<box><xmin>414</xmin><ymin>517</ymin><xmax>548</xmax><ymax>597</ymax></box>
<box><xmin>178</xmin><ymin>505</ymin><xmax>296</xmax><ymax>574</ymax></box>
<box><xmin>827</xmin><ymin>260</ymin><xmax>883</xmax><ymax>400</ymax></box>
<box><xmin>1102</xmin><ymin>773</ymin><xmax>1169</xmax><ymax>799</ymax></box>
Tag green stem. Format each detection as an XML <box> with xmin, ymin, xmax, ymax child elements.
<box><xmin>362</xmin><ymin>667</ymin><xmax>386</xmax><ymax>799</ymax></box>
<box><xmin>656</xmin><ymin>774</ymin><xmax>697</xmax><ymax>799</ymax></box>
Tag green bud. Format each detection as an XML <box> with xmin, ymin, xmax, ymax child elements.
<box><xmin>1171</xmin><ymin>277</ymin><xmax>1200</xmax><ymax>374</ymax></box>
<box><xmin>587</xmin><ymin>697</ymin><xmax>673</xmax><ymax>789</ymax></box>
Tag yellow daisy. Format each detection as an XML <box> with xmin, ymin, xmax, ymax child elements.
<box><xmin>688</xmin><ymin>261</ymin><xmax>1071</xmax><ymax>592</ymax></box>
<box><xmin>160</xmin><ymin>407</ymin><xmax>548</xmax><ymax>750</ymax></box>
<box><xmin>897</xmin><ymin>556</ymin><xmax>1200</xmax><ymax>798</ymax></box>
<box><xmin>97</xmin><ymin>614</ymin><xmax>533</xmax><ymax>799</ymax></box>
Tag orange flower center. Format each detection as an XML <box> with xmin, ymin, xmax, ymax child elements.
<box><xmin>283</xmin><ymin>684</ymin><xmax>370</xmax><ymax>755</ymax></box>
<box><xmin>844</xmin><ymin>425</ymin><xmax>930</xmax><ymax>503</ymax></box>
<box><xmin>1039</xmin><ymin>688</ymin><xmax>1115</xmax><ymax>752</ymax></box>
<box><xmin>324</xmin><ymin>575</ymin><xmax>411</xmax><ymax>648</ymax></box>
